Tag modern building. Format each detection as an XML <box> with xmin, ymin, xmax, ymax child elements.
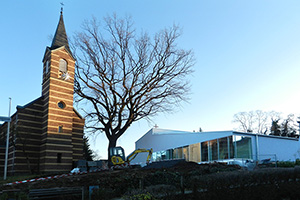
<box><xmin>133</xmin><ymin>128</ymin><xmax>300</xmax><ymax>165</ymax></box>
<box><xmin>0</xmin><ymin>11</ymin><xmax>84</xmax><ymax>174</ymax></box>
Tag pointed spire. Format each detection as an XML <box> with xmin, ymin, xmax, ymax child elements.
<box><xmin>51</xmin><ymin>10</ymin><xmax>70</xmax><ymax>53</ymax></box>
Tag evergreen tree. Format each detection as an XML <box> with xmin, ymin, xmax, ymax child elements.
<box><xmin>270</xmin><ymin>119</ymin><xmax>281</xmax><ymax>136</ymax></box>
<box><xmin>83</xmin><ymin>136</ymin><xmax>94</xmax><ymax>161</ymax></box>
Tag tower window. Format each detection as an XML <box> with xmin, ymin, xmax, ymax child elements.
<box><xmin>45</xmin><ymin>60</ymin><xmax>50</xmax><ymax>74</ymax></box>
<box><xmin>57</xmin><ymin>153</ymin><xmax>62</xmax><ymax>163</ymax></box>
<box><xmin>59</xmin><ymin>59</ymin><xmax>67</xmax><ymax>73</ymax></box>
<box><xmin>57</xmin><ymin>101</ymin><xmax>66</xmax><ymax>109</ymax></box>
<box><xmin>58</xmin><ymin>125</ymin><xmax>63</xmax><ymax>133</ymax></box>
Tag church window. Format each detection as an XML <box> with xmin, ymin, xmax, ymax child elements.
<box><xmin>58</xmin><ymin>101</ymin><xmax>66</xmax><ymax>109</ymax></box>
<box><xmin>59</xmin><ymin>59</ymin><xmax>67</xmax><ymax>73</ymax></box>
<box><xmin>45</xmin><ymin>60</ymin><xmax>50</xmax><ymax>74</ymax></box>
<box><xmin>58</xmin><ymin>125</ymin><xmax>63</xmax><ymax>133</ymax></box>
<box><xmin>57</xmin><ymin>153</ymin><xmax>62</xmax><ymax>163</ymax></box>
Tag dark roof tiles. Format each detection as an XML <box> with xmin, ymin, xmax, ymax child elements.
<box><xmin>50</xmin><ymin>12</ymin><xmax>71</xmax><ymax>53</ymax></box>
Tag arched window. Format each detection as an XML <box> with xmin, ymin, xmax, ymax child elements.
<box><xmin>59</xmin><ymin>59</ymin><xmax>67</xmax><ymax>73</ymax></box>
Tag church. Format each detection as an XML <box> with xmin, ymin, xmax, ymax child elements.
<box><xmin>0</xmin><ymin>11</ymin><xmax>85</xmax><ymax>174</ymax></box>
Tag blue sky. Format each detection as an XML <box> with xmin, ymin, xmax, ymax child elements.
<box><xmin>1</xmin><ymin>1</ymin><xmax>300</xmax><ymax>158</ymax></box>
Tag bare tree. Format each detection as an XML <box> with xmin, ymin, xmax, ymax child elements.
<box><xmin>232</xmin><ymin>111</ymin><xmax>255</xmax><ymax>133</ymax></box>
<box><xmin>73</xmin><ymin>15</ymin><xmax>194</xmax><ymax>158</ymax></box>
<box><xmin>233</xmin><ymin>110</ymin><xmax>299</xmax><ymax>137</ymax></box>
<box><xmin>233</xmin><ymin>110</ymin><xmax>279</xmax><ymax>134</ymax></box>
<box><xmin>255</xmin><ymin>110</ymin><xmax>269</xmax><ymax>134</ymax></box>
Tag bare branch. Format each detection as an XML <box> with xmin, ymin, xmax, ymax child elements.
<box><xmin>72</xmin><ymin>15</ymin><xmax>194</xmax><ymax>153</ymax></box>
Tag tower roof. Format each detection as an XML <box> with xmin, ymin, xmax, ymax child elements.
<box><xmin>51</xmin><ymin>11</ymin><xmax>71</xmax><ymax>53</ymax></box>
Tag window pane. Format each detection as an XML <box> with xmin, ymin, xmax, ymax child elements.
<box><xmin>156</xmin><ymin>151</ymin><xmax>162</xmax><ymax>161</ymax></box>
<box><xmin>153</xmin><ymin>150</ymin><xmax>172</xmax><ymax>161</ymax></box>
<box><xmin>59</xmin><ymin>59</ymin><xmax>67</xmax><ymax>72</ymax></box>
<box><xmin>166</xmin><ymin>149</ymin><xmax>172</xmax><ymax>160</ymax></box>
<box><xmin>45</xmin><ymin>60</ymin><xmax>49</xmax><ymax>73</ymax></box>
<box><xmin>234</xmin><ymin>135</ymin><xmax>252</xmax><ymax>159</ymax></box>
<box><xmin>161</xmin><ymin>151</ymin><xmax>167</xmax><ymax>160</ymax></box>
<box><xmin>172</xmin><ymin>149</ymin><xmax>177</xmax><ymax>159</ymax></box>
<box><xmin>152</xmin><ymin>152</ymin><xmax>157</xmax><ymax>161</ymax></box>
<box><xmin>201</xmin><ymin>142</ymin><xmax>208</xmax><ymax>162</ymax></box>
<box><xmin>118</xmin><ymin>149</ymin><xmax>124</xmax><ymax>157</ymax></box>
<box><xmin>182</xmin><ymin>146</ymin><xmax>189</xmax><ymax>161</ymax></box>
<box><xmin>219</xmin><ymin>137</ymin><xmax>228</xmax><ymax>160</ymax></box>
<box><xmin>211</xmin><ymin>139</ymin><xmax>218</xmax><ymax>161</ymax></box>
<box><xmin>177</xmin><ymin>148</ymin><xmax>183</xmax><ymax>159</ymax></box>
<box><xmin>189</xmin><ymin>143</ymin><xmax>200</xmax><ymax>163</ymax></box>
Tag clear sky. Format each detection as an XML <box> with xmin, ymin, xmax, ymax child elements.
<box><xmin>1</xmin><ymin>1</ymin><xmax>300</xmax><ymax>159</ymax></box>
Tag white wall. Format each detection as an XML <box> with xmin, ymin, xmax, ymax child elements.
<box><xmin>257</xmin><ymin>135</ymin><xmax>299</xmax><ymax>161</ymax></box>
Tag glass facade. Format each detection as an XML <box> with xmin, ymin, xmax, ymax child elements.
<box><xmin>182</xmin><ymin>146</ymin><xmax>189</xmax><ymax>160</ymax></box>
<box><xmin>173</xmin><ymin>147</ymin><xmax>183</xmax><ymax>159</ymax></box>
<box><xmin>209</xmin><ymin>139</ymin><xmax>218</xmax><ymax>161</ymax></box>
<box><xmin>152</xmin><ymin>134</ymin><xmax>253</xmax><ymax>163</ymax></box>
<box><xmin>218</xmin><ymin>137</ymin><xmax>228</xmax><ymax>159</ymax></box>
<box><xmin>152</xmin><ymin>149</ymin><xmax>173</xmax><ymax>161</ymax></box>
<box><xmin>201</xmin><ymin>142</ymin><xmax>208</xmax><ymax>162</ymax></box>
<box><xmin>233</xmin><ymin>135</ymin><xmax>252</xmax><ymax>159</ymax></box>
<box><xmin>189</xmin><ymin>143</ymin><xmax>201</xmax><ymax>163</ymax></box>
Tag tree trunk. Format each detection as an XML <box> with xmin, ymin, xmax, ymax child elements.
<box><xmin>107</xmin><ymin>136</ymin><xmax>117</xmax><ymax>166</ymax></box>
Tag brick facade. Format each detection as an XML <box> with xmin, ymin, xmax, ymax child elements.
<box><xmin>0</xmin><ymin>12</ymin><xmax>84</xmax><ymax>174</ymax></box>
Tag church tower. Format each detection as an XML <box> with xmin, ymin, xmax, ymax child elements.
<box><xmin>40</xmin><ymin>10</ymin><xmax>84</xmax><ymax>173</ymax></box>
<box><xmin>0</xmin><ymin>10</ymin><xmax>84</xmax><ymax>175</ymax></box>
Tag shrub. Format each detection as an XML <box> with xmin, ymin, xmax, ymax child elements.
<box><xmin>145</xmin><ymin>184</ymin><xmax>177</xmax><ymax>198</ymax></box>
<box><xmin>277</xmin><ymin>161</ymin><xmax>295</xmax><ymax>168</ymax></box>
<box><xmin>122</xmin><ymin>191</ymin><xmax>156</xmax><ymax>200</ymax></box>
<box><xmin>123</xmin><ymin>184</ymin><xmax>176</xmax><ymax>200</ymax></box>
<box><xmin>92</xmin><ymin>188</ymin><xmax>116</xmax><ymax>200</ymax></box>
<box><xmin>0</xmin><ymin>192</ymin><xmax>29</xmax><ymax>200</ymax></box>
<box><xmin>0</xmin><ymin>193</ymin><xmax>8</xmax><ymax>200</ymax></box>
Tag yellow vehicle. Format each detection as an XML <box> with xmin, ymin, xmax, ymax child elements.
<box><xmin>109</xmin><ymin>146</ymin><xmax>153</xmax><ymax>167</ymax></box>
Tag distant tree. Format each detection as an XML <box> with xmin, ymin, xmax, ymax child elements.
<box><xmin>233</xmin><ymin>110</ymin><xmax>299</xmax><ymax>137</ymax></box>
<box><xmin>232</xmin><ymin>110</ymin><xmax>270</xmax><ymax>133</ymax></box>
<box><xmin>270</xmin><ymin>119</ymin><xmax>281</xmax><ymax>136</ymax></box>
<box><xmin>280</xmin><ymin>114</ymin><xmax>297</xmax><ymax>137</ymax></box>
<box><xmin>83</xmin><ymin>136</ymin><xmax>94</xmax><ymax>161</ymax></box>
<box><xmin>255</xmin><ymin>110</ymin><xmax>269</xmax><ymax>134</ymax></box>
<box><xmin>232</xmin><ymin>111</ymin><xmax>253</xmax><ymax>133</ymax></box>
<box><xmin>73</xmin><ymin>14</ymin><xmax>194</xmax><ymax>159</ymax></box>
<box><xmin>269</xmin><ymin>114</ymin><xmax>299</xmax><ymax>137</ymax></box>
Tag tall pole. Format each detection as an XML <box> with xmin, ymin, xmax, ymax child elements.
<box><xmin>4</xmin><ymin>98</ymin><xmax>11</xmax><ymax>180</ymax></box>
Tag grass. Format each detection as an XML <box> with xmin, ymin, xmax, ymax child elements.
<box><xmin>0</xmin><ymin>173</ymin><xmax>52</xmax><ymax>185</ymax></box>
